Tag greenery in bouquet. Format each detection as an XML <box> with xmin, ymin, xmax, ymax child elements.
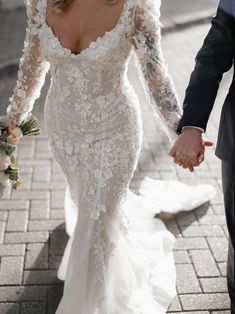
<box><xmin>0</xmin><ymin>114</ymin><xmax>40</xmax><ymax>198</ymax></box>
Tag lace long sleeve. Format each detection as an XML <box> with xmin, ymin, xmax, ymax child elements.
<box><xmin>6</xmin><ymin>0</ymin><xmax>50</xmax><ymax>126</ymax></box>
<box><xmin>132</xmin><ymin>0</ymin><xmax>182</xmax><ymax>142</ymax></box>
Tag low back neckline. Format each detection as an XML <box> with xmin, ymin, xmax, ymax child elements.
<box><xmin>41</xmin><ymin>0</ymin><xmax>128</xmax><ymax>58</ymax></box>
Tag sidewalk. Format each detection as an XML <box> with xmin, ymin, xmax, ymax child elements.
<box><xmin>0</xmin><ymin>2</ymin><xmax>231</xmax><ymax>314</ymax></box>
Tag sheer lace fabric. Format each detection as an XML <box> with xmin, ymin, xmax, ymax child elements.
<box><xmin>6</xmin><ymin>0</ymin><xmax>216</xmax><ymax>313</ymax></box>
<box><xmin>6</xmin><ymin>0</ymin><xmax>50</xmax><ymax>125</ymax></box>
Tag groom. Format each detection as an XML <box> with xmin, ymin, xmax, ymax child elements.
<box><xmin>170</xmin><ymin>0</ymin><xmax>235</xmax><ymax>311</ymax></box>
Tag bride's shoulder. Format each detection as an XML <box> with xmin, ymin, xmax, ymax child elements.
<box><xmin>23</xmin><ymin>0</ymin><xmax>42</xmax><ymax>21</ymax></box>
<box><xmin>134</xmin><ymin>0</ymin><xmax>161</xmax><ymax>16</ymax></box>
<box><xmin>24</xmin><ymin>0</ymin><xmax>42</xmax><ymax>17</ymax></box>
<box><xmin>24</xmin><ymin>0</ymin><xmax>40</xmax><ymax>10</ymax></box>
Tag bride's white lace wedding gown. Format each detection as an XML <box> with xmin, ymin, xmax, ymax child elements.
<box><xmin>6</xmin><ymin>0</ymin><xmax>216</xmax><ymax>313</ymax></box>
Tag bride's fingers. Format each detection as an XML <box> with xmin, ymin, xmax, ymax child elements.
<box><xmin>174</xmin><ymin>156</ymin><xmax>194</xmax><ymax>172</ymax></box>
<box><xmin>203</xmin><ymin>140</ymin><xmax>213</xmax><ymax>147</ymax></box>
<box><xmin>169</xmin><ymin>148</ymin><xmax>176</xmax><ymax>157</ymax></box>
<box><xmin>8</xmin><ymin>122</ymin><xmax>17</xmax><ymax>131</ymax></box>
<box><xmin>198</xmin><ymin>153</ymin><xmax>204</xmax><ymax>164</ymax></box>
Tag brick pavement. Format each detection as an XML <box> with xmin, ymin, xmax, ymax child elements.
<box><xmin>0</xmin><ymin>19</ymin><xmax>232</xmax><ymax>314</ymax></box>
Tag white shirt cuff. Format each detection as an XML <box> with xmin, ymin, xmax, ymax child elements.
<box><xmin>182</xmin><ymin>126</ymin><xmax>205</xmax><ymax>133</ymax></box>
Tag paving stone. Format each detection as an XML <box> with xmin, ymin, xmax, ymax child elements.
<box><xmin>176</xmin><ymin>264</ymin><xmax>201</xmax><ymax>293</ymax></box>
<box><xmin>28</xmin><ymin>220</ymin><xmax>64</xmax><ymax>231</ymax></box>
<box><xmin>194</xmin><ymin>204</ymin><xmax>214</xmax><ymax>218</ymax></box>
<box><xmin>218</xmin><ymin>263</ymin><xmax>227</xmax><ymax>277</ymax></box>
<box><xmin>222</xmin><ymin>226</ymin><xmax>229</xmax><ymax>238</ymax></box>
<box><xmin>0</xmin><ymin>256</ymin><xmax>24</xmax><ymax>285</ymax></box>
<box><xmin>20</xmin><ymin>302</ymin><xmax>46</xmax><ymax>314</ymax></box>
<box><xmin>49</xmin><ymin>230</ymin><xmax>68</xmax><ymax>256</ymax></box>
<box><xmin>23</xmin><ymin>270</ymin><xmax>61</xmax><ymax>285</ymax></box>
<box><xmin>25</xmin><ymin>243</ymin><xmax>48</xmax><ymax>270</ymax></box>
<box><xmin>167</xmin><ymin>295</ymin><xmax>182</xmax><ymax>312</ymax></box>
<box><xmin>0</xmin><ymin>222</ymin><xmax>6</xmax><ymax>243</ymax></box>
<box><xmin>182</xmin><ymin>225</ymin><xmax>224</xmax><ymax>237</ymax></box>
<box><xmin>51</xmin><ymin>190</ymin><xmax>65</xmax><ymax>209</ymax></box>
<box><xmin>200</xmin><ymin>277</ymin><xmax>228</xmax><ymax>293</ymax></box>
<box><xmin>50</xmin><ymin>209</ymin><xmax>65</xmax><ymax>220</ymax></box>
<box><xmin>17</xmin><ymin>166</ymin><xmax>34</xmax><ymax>174</ymax></box>
<box><xmin>207</xmin><ymin>237</ymin><xmax>228</xmax><ymax>262</ymax></box>
<box><xmin>30</xmin><ymin>199</ymin><xmax>50</xmax><ymax>220</ymax></box>
<box><xmin>18</xmin><ymin>143</ymin><xmax>35</xmax><ymax>159</ymax></box>
<box><xmin>17</xmin><ymin>159</ymin><xmax>51</xmax><ymax>167</ymax></box>
<box><xmin>168</xmin><ymin>312</ymin><xmax>209</xmax><ymax>314</ymax></box>
<box><xmin>165</xmin><ymin>218</ymin><xmax>181</xmax><ymax>236</ymax></box>
<box><xmin>212</xmin><ymin>205</ymin><xmax>226</xmax><ymax>215</ymax></box>
<box><xmin>180</xmin><ymin>293</ymin><xmax>230</xmax><ymax>311</ymax></box>
<box><xmin>47</xmin><ymin>302</ymin><xmax>60</xmax><ymax>314</ymax></box>
<box><xmin>0</xmin><ymin>286</ymin><xmax>47</xmax><ymax>302</ymax></box>
<box><xmin>35</xmin><ymin>151</ymin><xmax>54</xmax><ymax>160</ymax></box>
<box><xmin>51</xmin><ymin>172</ymin><xmax>65</xmax><ymax>182</ymax></box>
<box><xmin>0</xmin><ymin>244</ymin><xmax>25</xmax><ymax>256</ymax></box>
<box><xmin>52</xmin><ymin>160</ymin><xmax>63</xmax><ymax>174</ymax></box>
<box><xmin>32</xmin><ymin>181</ymin><xmax>66</xmax><ymax>190</ymax></box>
<box><xmin>33</xmin><ymin>166</ymin><xmax>51</xmax><ymax>182</ymax></box>
<box><xmin>174</xmin><ymin>237</ymin><xmax>208</xmax><ymax>250</ymax></box>
<box><xmin>173</xmin><ymin>250</ymin><xmax>191</xmax><ymax>264</ymax></box>
<box><xmin>47</xmin><ymin>284</ymin><xmax>63</xmax><ymax>303</ymax></box>
<box><xmin>17</xmin><ymin>173</ymin><xmax>32</xmax><ymax>190</ymax></box>
<box><xmin>190</xmin><ymin>250</ymin><xmax>220</xmax><ymax>277</ymax></box>
<box><xmin>211</xmin><ymin>311</ymin><xmax>231</xmax><ymax>314</ymax></box>
<box><xmin>4</xmin><ymin>231</ymin><xmax>49</xmax><ymax>244</ymax></box>
<box><xmin>36</xmin><ymin>140</ymin><xmax>51</xmax><ymax>153</ymax></box>
<box><xmin>198</xmin><ymin>215</ymin><xmax>226</xmax><ymax>225</ymax></box>
<box><xmin>0</xmin><ymin>211</ymin><xmax>8</xmax><ymax>221</ymax></box>
<box><xmin>47</xmin><ymin>285</ymin><xmax>63</xmax><ymax>314</ymax></box>
<box><xmin>0</xmin><ymin>200</ymin><xmax>29</xmax><ymax>210</ymax></box>
<box><xmin>0</xmin><ymin>302</ymin><xmax>20</xmax><ymax>314</ymax></box>
<box><xmin>49</xmin><ymin>255</ymin><xmax>62</xmax><ymax>269</ymax></box>
<box><xmin>6</xmin><ymin>211</ymin><xmax>28</xmax><ymax>232</ymax></box>
<box><xmin>11</xmin><ymin>190</ymin><xmax>50</xmax><ymax>201</ymax></box>
<box><xmin>176</xmin><ymin>211</ymin><xmax>199</xmax><ymax>226</ymax></box>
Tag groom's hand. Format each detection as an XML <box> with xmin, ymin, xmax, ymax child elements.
<box><xmin>169</xmin><ymin>128</ymin><xmax>213</xmax><ymax>172</ymax></box>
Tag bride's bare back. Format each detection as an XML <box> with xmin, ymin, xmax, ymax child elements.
<box><xmin>46</xmin><ymin>0</ymin><xmax>125</xmax><ymax>55</ymax></box>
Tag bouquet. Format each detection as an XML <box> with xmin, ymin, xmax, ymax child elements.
<box><xmin>0</xmin><ymin>114</ymin><xmax>40</xmax><ymax>199</ymax></box>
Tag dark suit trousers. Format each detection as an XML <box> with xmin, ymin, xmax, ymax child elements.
<box><xmin>221</xmin><ymin>161</ymin><xmax>235</xmax><ymax>311</ymax></box>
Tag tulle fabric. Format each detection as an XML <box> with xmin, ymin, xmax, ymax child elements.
<box><xmin>57</xmin><ymin>177</ymin><xmax>216</xmax><ymax>313</ymax></box>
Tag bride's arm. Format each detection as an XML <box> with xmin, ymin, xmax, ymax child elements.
<box><xmin>132</xmin><ymin>0</ymin><xmax>182</xmax><ymax>142</ymax></box>
<box><xmin>6</xmin><ymin>0</ymin><xmax>50</xmax><ymax>126</ymax></box>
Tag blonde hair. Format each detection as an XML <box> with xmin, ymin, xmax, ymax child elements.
<box><xmin>52</xmin><ymin>0</ymin><xmax>73</xmax><ymax>14</ymax></box>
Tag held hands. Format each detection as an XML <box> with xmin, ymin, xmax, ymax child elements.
<box><xmin>169</xmin><ymin>128</ymin><xmax>213</xmax><ymax>172</ymax></box>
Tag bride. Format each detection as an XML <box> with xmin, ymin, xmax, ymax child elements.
<box><xmin>7</xmin><ymin>0</ymin><xmax>216</xmax><ymax>313</ymax></box>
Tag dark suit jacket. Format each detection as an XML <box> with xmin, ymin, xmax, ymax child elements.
<box><xmin>177</xmin><ymin>0</ymin><xmax>235</xmax><ymax>163</ymax></box>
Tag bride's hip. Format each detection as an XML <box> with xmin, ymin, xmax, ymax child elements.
<box><xmin>44</xmin><ymin>97</ymin><xmax>142</xmax><ymax>133</ymax></box>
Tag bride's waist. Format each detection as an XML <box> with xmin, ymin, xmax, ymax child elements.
<box><xmin>47</xmin><ymin>82</ymin><xmax>139</xmax><ymax>107</ymax></box>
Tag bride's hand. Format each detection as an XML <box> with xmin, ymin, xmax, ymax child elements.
<box><xmin>8</xmin><ymin>121</ymin><xmax>17</xmax><ymax>133</ymax></box>
<box><xmin>169</xmin><ymin>128</ymin><xmax>213</xmax><ymax>172</ymax></box>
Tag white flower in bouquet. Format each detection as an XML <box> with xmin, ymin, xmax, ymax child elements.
<box><xmin>0</xmin><ymin>113</ymin><xmax>41</xmax><ymax>199</ymax></box>
<box><xmin>11</xmin><ymin>127</ymin><xmax>23</xmax><ymax>140</ymax></box>
<box><xmin>0</xmin><ymin>151</ymin><xmax>11</xmax><ymax>171</ymax></box>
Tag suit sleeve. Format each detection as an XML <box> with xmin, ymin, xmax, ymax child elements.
<box><xmin>177</xmin><ymin>0</ymin><xmax>235</xmax><ymax>133</ymax></box>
